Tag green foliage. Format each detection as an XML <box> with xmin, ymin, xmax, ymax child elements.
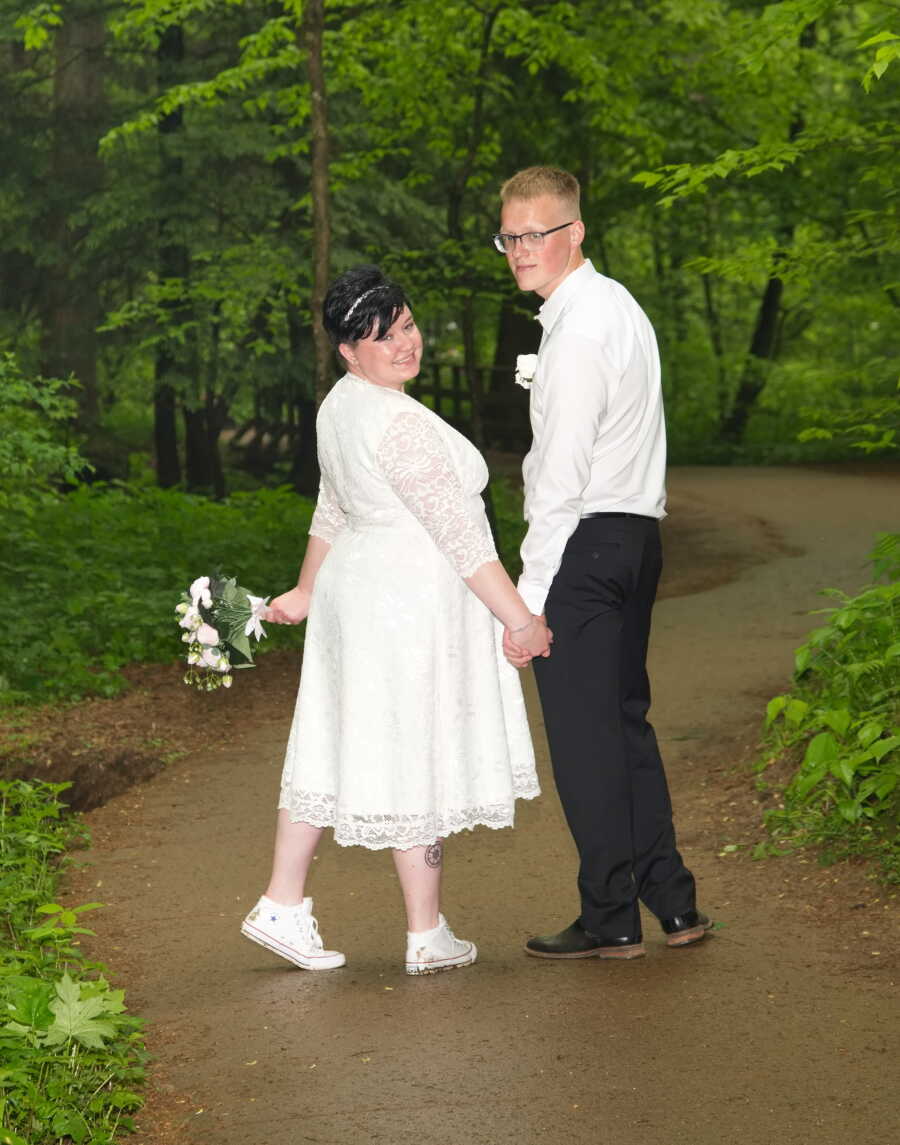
<box><xmin>860</xmin><ymin>29</ymin><xmax>900</xmax><ymax>91</ymax></box>
<box><xmin>0</xmin><ymin>780</ymin><xmax>145</xmax><ymax>1142</ymax></box>
<box><xmin>632</xmin><ymin>2</ymin><xmax>899</xmax><ymax>454</ymax></box>
<box><xmin>798</xmin><ymin>386</ymin><xmax>899</xmax><ymax>454</ymax></box>
<box><xmin>758</xmin><ymin>535</ymin><xmax>900</xmax><ymax>880</ymax></box>
<box><xmin>0</xmin><ymin>484</ymin><xmax>315</xmax><ymax>704</ymax></box>
<box><xmin>12</xmin><ymin>3</ymin><xmax>62</xmax><ymax>51</ymax></box>
<box><xmin>0</xmin><ymin>355</ymin><xmax>89</xmax><ymax>508</ymax></box>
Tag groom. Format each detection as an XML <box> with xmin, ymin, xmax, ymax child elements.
<box><xmin>497</xmin><ymin>166</ymin><xmax>710</xmax><ymax>958</ymax></box>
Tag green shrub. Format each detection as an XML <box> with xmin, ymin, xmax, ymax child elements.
<box><xmin>0</xmin><ymin>780</ymin><xmax>146</xmax><ymax>1142</ymax></box>
<box><xmin>0</xmin><ymin>484</ymin><xmax>315</xmax><ymax>704</ymax></box>
<box><xmin>757</xmin><ymin>534</ymin><xmax>900</xmax><ymax>881</ymax></box>
<box><xmin>0</xmin><ymin>355</ymin><xmax>88</xmax><ymax>510</ymax></box>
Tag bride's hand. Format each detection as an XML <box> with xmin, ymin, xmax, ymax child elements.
<box><xmin>505</xmin><ymin>615</ymin><xmax>552</xmax><ymax>663</ymax></box>
<box><xmin>266</xmin><ymin>586</ymin><xmax>311</xmax><ymax>625</ymax></box>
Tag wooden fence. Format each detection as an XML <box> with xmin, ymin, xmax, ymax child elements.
<box><xmin>225</xmin><ymin>363</ymin><xmax>532</xmax><ymax>473</ymax></box>
<box><xmin>411</xmin><ymin>363</ymin><xmax>532</xmax><ymax>453</ymax></box>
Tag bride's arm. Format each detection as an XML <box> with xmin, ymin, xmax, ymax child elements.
<box><xmin>376</xmin><ymin>410</ymin><xmax>550</xmax><ymax>657</ymax></box>
<box><xmin>269</xmin><ymin>470</ymin><xmax>345</xmax><ymax>625</ymax></box>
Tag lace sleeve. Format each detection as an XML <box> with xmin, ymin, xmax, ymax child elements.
<box><xmin>376</xmin><ymin>411</ymin><xmax>498</xmax><ymax>578</ymax></box>
<box><xmin>309</xmin><ymin>473</ymin><xmax>347</xmax><ymax>544</ymax></box>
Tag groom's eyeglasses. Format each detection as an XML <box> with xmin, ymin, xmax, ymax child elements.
<box><xmin>491</xmin><ymin>221</ymin><xmax>575</xmax><ymax>254</ymax></box>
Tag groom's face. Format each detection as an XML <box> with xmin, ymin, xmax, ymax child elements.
<box><xmin>499</xmin><ymin>193</ymin><xmax>584</xmax><ymax>300</ymax></box>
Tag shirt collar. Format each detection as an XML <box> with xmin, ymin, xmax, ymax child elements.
<box><xmin>537</xmin><ymin>259</ymin><xmax>596</xmax><ymax>333</ymax></box>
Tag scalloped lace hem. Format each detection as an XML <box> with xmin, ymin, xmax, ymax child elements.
<box><xmin>278</xmin><ymin>783</ymin><xmax>540</xmax><ymax>851</ymax></box>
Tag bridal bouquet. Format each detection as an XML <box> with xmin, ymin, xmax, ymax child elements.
<box><xmin>175</xmin><ymin>575</ymin><xmax>269</xmax><ymax>691</ymax></box>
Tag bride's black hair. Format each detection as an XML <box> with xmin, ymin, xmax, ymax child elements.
<box><xmin>323</xmin><ymin>265</ymin><xmax>410</xmax><ymax>350</ymax></box>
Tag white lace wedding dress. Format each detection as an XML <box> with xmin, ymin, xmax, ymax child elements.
<box><xmin>278</xmin><ymin>373</ymin><xmax>539</xmax><ymax>849</ymax></box>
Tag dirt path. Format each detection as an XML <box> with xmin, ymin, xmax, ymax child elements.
<box><xmin>67</xmin><ymin>467</ymin><xmax>899</xmax><ymax>1145</ymax></box>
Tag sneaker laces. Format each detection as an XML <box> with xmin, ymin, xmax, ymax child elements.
<box><xmin>293</xmin><ymin>908</ymin><xmax>324</xmax><ymax>951</ymax></box>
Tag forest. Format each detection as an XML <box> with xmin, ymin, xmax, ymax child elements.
<box><xmin>4</xmin><ymin>0</ymin><xmax>897</xmax><ymax>495</ymax></box>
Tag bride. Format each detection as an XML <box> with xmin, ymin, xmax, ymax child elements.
<box><xmin>241</xmin><ymin>265</ymin><xmax>551</xmax><ymax>975</ymax></box>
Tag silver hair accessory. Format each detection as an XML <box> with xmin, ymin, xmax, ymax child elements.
<box><xmin>343</xmin><ymin>286</ymin><xmax>384</xmax><ymax>323</ymax></box>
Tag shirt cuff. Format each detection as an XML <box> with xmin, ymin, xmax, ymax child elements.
<box><xmin>517</xmin><ymin>577</ymin><xmax>549</xmax><ymax>616</ymax></box>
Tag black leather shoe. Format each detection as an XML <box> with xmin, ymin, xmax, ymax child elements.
<box><xmin>660</xmin><ymin>910</ymin><xmax>713</xmax><ymax>947</ymax></box>
<box><xmin>525</xmin><ymin>920</ymin><xmax>645</xmax><ymax>960</ymax></box>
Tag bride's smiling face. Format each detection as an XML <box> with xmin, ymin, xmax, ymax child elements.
<box><xmin>341</xmin><ymin>306</ymin><xmax>423</xmax><ymax>391</ymax></box>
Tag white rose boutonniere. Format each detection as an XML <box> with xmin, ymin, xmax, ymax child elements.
<box><xmin>515</xmin><ymin>353</ymin><xmax>538</xmax><ymax>390</ymax></box>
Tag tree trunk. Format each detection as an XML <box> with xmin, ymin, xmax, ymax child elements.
<box><xmin>701</xmin><ymin>273</ymin><xmax>729</xmax><ymax>422</ymax></box>
<box><xmin>446</xmin><ymin>2</ymin><xmax>499</xmax><ymax>421</ymax></box>
<box><xmin>719</xmin><ymin>265</ymin><xmax>785</xmax><ymax>444</ymax></box>
<box><xmin>41</xmin><ymin>4</ymin><xmax>105</xmax><ymax>430</ymax></box>
<box><xmin>700</xmin><ymin>201</ymin><xmax>729</xmax><ymax>421</ymax></box>
<box><xmin>181</xmin><ymin>393</ymin><xmax>226</xmax><ymax>497</ymax></box>
<box><xmin>154</xmin><ymin>382</ymin><xmax>180</xmax><ymax>488</ymax></box>
<box><xmin>206</xmin><ymin>316</ymin><xmax>227</xmax><ymax>500</ymax></box>
<box><xmin>301</xmin><ymin>0</ymin><xmax>332</xmax><ymax>409</ymax></box>
<box><xmin>287</xmin><ymin>306</ymin><xmax>320</xmax><ymax>494</ymax></box>
<box><xmin>462</xmin><ymin>296</ymin><xmax>486</xmax><ymax>450</ymax></box>
<box><xmin>719</xmin><ymin>22</ymin><xmax>815</xmax><ymax>445</ymax></box>
<box><xmin>443</xmin><ymin>9</ymin><xmax>502</xmax><ymax>541</ymax></box>
<box><xmin>153</xmin><ymin>24</ymin><xmax>187</xmax><ymax>488</ymax></box>
<box><xmin>182</xmin><ymin>405</ymin><xmax>213</xmax><ymax>490</ymax></box>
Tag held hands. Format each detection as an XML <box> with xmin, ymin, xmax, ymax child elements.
<box><xmin>266</xmin><ymin>586</ymin><xmax>311</xmax><ymax>626</ymax></box>
<box><xmin>503</xmin><ymin>615</ymin><xmax>552</xmax><ymax>668</ymax></box>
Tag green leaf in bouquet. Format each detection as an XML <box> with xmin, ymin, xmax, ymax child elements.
<box><xmin>222</xmin><ymin>617</ymin><xmax>244</xmax><ymax>642</ymax></box>
<box><xmin>221</xmin><ymin>582</ymin><xmax>239</xmax><ymax>606</ymax></box>
<box><xmin>228</xmin><ymin>631</ymin><xmax>254</xmax><ymax>663</ymax></box>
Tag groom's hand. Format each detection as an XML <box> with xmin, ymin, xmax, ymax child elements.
<box><xmin>503</xmin><ymin>615</ymin><xmax>552</xmax><ymax>668</ymax></box>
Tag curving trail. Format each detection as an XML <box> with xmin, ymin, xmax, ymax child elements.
<box><xmin>69</xmin><ymin>466</ymin><xmax>899</xmax><ymax>1145</ymax></box>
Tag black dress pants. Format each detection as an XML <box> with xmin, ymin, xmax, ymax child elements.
<box><xmin>532</xmin><ymin>514</ymin><xmax>696</xmax><ymax>940</ymax></box>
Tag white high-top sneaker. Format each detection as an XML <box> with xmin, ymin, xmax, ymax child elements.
<box><xmin>241</xmin><ymin>896</ymin><xmax>345</xmax><ymax>970</ymax></box>
<box><xmin>405</xmin><ymin>914</ymin><xmax>477</xmax><ymax>975</ymax></box>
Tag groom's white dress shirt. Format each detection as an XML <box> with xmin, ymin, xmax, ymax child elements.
<box><xmin>517</xmin><ymin>259</ymin><xmax>667</xmax><ymax>616</ymax></box>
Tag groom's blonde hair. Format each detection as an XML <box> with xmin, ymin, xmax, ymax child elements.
<box><xmin>500</xmin><ymin>166</ymin><xmax>581</xmax><ymax>217</ymax></box>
